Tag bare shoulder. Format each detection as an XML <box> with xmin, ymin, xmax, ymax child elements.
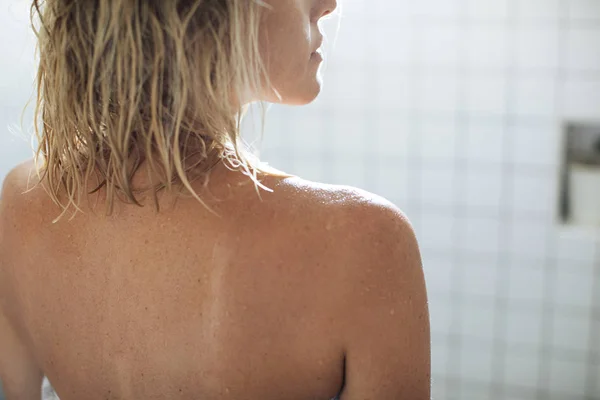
<box><xmin>267</xmin><ymin>175</ymin><xmax>415</xmax><ymax>243</ymax></box>
<box><xmin>269</xmin><ymin>176</ymin><xmax>430</xmax><ymax>399</ymax></box>
<box><xmin>265</xmin><ymin>175</ymin><xmax>422</xmax><ymax>289</ymax></box>
<box><xmin>0</xmin><ymin>159</ymin><xmax>47</xmax><ymax>266</ymax></box>
<box><xmin>1</xmin><ymin>160</ymin><xmax>31</xmax><ymax>227</ymax></box>
<box><xmin>1</xmin><ymin>158</ymin><xmax>43</xmax><ymax>203</ymax></box>
<box><xmin>0</xmin><ymin>158</ymin><xmax>44</xmax><ymax>222</ymax></box>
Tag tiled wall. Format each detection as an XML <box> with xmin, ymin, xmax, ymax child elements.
<box><xmin>259</xmin><ymin>0</ymin><xmax>600</xmax><ymax>399</ymax></box>
<box><xmin>0</xmin><ymin>0</ymin><xmax>38</xmax><ymax>178</ymax></box>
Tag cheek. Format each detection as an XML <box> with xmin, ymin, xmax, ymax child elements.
<box><xmin>260</xmin><ymin>11</ymin><xmax>311</xmax><ymax>84</ymax></box>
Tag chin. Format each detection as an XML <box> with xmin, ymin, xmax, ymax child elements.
<box><xmin>284</xmin><ymin>80</ymin><xmax>323</xmax><ymax>106</ymax></box>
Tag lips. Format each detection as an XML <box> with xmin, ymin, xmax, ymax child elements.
<box><xmin>311</xmin><ymin>49</ymin><xmax>323</xmax><ymax>61</ymax></box>
<box><xmin>312</xmin><ymin>36</ymin><xmax>324</xmax><ymax>54</ymax></box>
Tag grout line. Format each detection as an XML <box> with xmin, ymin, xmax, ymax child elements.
<box><xmin>488</xmin><ymin>0</ymin><xmax>521</xmax><ymax>398</ymax></box>
<box><xmin>361</xmin><ymin>16</ymin><xmax>600</xmax><ymax>29</ymax></box>
<box><xmin>336</xmin><ymin>64</ymin><xmax>600</xmax><ymax>80</ymax></box>
<box><xmin>361</xmin><ymin>0</ymin><xmax>378</xmax><ymax>194</ymax></box>
<box><xmin>443</xmin><ymin>0</ymin><xmax>471</xmax><ymax>396</ymax></box>
<box><xmin>535</xmin><ymin>0</ymin><xmax>571</xmax><ymax>398</ymax></box>
<box><xmin>585</xmin><ymin>235</ymin><xmax>600</xmax><ymax>397</ymax></box>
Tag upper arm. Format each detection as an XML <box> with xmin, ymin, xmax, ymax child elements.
<box><xmin>337</xmin><ymin>200</ymin><xmax>430</xmax><ymax>400</ymax></box>
<box><xmin>0</xmin><ymin>165</ymin><xmax>44</xmax><ymax>400</ymax></box>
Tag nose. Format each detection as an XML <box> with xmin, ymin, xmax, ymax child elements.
<box><xmin>318</xmin><ymin>0</ymin><xmax>337</xmax><ymax>18</ymax></box>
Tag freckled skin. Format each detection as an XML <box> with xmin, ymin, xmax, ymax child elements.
<box><xmin>2</xmin><ymin>160</ymin><xmax>353</xmax><ymax>399</ymax></box>
<box><xmin>1</xmin><ymin>155</ymin><xmax>430</xmax><ymax>400</ymax></box>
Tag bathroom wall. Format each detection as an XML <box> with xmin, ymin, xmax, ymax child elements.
<box><xmin>0</xmin><ymin>0</ymin><xmax>599</xmax><ymax>400</ymax></box>
<box><xmin>258</xmin><ymin>0</ymin><xmax>600</xmax><ymax>399</ymax></box>
<box><xmin>0</xmin><ymin>0</ymin><xmax>37</xmax><ymax>178</ymax></box>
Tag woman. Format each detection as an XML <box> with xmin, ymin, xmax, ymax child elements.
<box><xmin>0</xmin><ymin>0</ymin><xmax>430</xmax><ymax>399</ymax></box>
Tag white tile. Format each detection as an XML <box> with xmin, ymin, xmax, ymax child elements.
<box><xmin>549</xmin><ymin>359</ymin><xmax>587</xmax><ymax>396</ymax></box>
<box><xmin>429</xmin><ymin>296</ymin><xmax>456</xmax><ymax>335</ymax></box>
<box><xmin>562</xmin><ymin>79</ymin><xmax>600</xmax><ymax>120</ymax></box>
<box><xmin>331</xmin><ymin>19</ymin><xmax>369</xmax><ymax>64</ymax></box>
<box><xmin>419</xmin><ymin>119</ymin><xmax>458</xmax><ymax>163</ymax></box>
<box><xmin>415</xmin><ymin>75</ymin><xmax>460</xmax><ymax>114</ymax></box>
<box><xmin>466</xmin><ymin>26</ymin><xmax>509</xmax><ymax>68</ymax></box>
<box><xmin>552</xmin><ymin>314</ymin><xmax>591</xmax><ymax>352</ymax></box>
<box><xmin>422</xmin><ymin>254</ymin><xmax>454</xmax><ymax>293</ymax></box>
<box><xmin>374</xmin><ymin>69</ymin><xmax>412</xmax><ymax>110</ymax></box>
<box><xmin>459</xmin><ymin>342</ymin><xmax>494</xmax><ymax>384</ymax></box>
<box><xmin>322</xmin><ymin>69</ymin><xmax>369</xmax><ymax>108</ymax></box>
<box><xmin>409</xmin><ymin>0</ymin><xmax>462</xmax><ymax>18</ymax></box>
<box><xmin>554</xmin><ymin>270</ymin><xmax>594</xmax><ymax>308</ymax></box>
<box><xmin>331</xmin><ymin>116</ymin><xmax>368</xmax><ymax>154</ymax></box>
<box><xmin>418</xmin><ymin>213</ymin><xmax>457</xmax><ymax>253</ymax></box>
<box><xmin>511</xmin><ymin>121</ymin><xmax>561</xmax><ymax>166</ymax></box>
<box><xmin>566</xmin><ymin>28</ymin><xmax>600</xmax><ymax>71</ymax></box>
<box><xmin>513</xmin><ymin>78</ymin><xmax>558</xmax><ymax>117</ymax></box>
<box><xmin>401</xmin><ymin>203</ymin><xmax>422</xmax><ymax>225</ymax></box>
<box><xmin>508</xmin><ymin>221</ymin><xmax>552</xmax><ymax>259</ymax></box>
<box><xmin>460</xmin><ymin>215</ymin><xmax>502</xmax><ymax>255</ymax></box>
<box><xmin>460</xmin><ymin>302</ymin><xmax>497</xmax><ymax>342</ymax></box>
<box><xmin>506</xmin><ymin>309</ymin><xmax>543</xmax><ymax>346</ymax></box>
<box><xmin>372</xmin><ymin>113</ymin><xmax>412</xmax><ymax>157</ymax></box>
<box><xmin>262</xmin><ymin>113</ymin><xmax>286</xmax><ymax>150</ymax></box>
<box><xmin>431</xmin><ymin>377</ymin><xmax>447</xmax><ymax>400</ymax></box>
<box><xmin>419</xmin><ymin>26</ymin><xmax>461</xmax><ymax>67</ymax></box>
<box><xmin>548</xmin><ymin>394</ymin><xmax>589</xmax><ymax>400</ymax></box>
<box><xmin>555</xmin><ymin>256</ymin><xmax>596</xmax><ymax>287</ymax></box>
<box><xmin>374</xmin><ymin>160</ymin><xmax>410</xmax><ymax>203</ymax></box>
<box><xmin>465</xmin><ymin>120</ymin><xmax>505</xmax><ymax>165</ymax></box>
<box><xmin>464</xmin><ymin>167</ymin><xmax>504</xmax><ymax>209</ymax></box>
<box><xmin>287</xmin><ymin>118</ymin><xmax>326</xmax><ymax>152</ymax></box>
<box><xmin>504</xmin><ymin>352</ymin><xmax>540</xmax><ymax>389</ymax></box>
<box><xmin>556</xmin><ymin>229</ymin><xmax>597</xmax><ymax>263</ymax></box>
<box><xmin>293</xmin><ymin>159</ymin><xmax>327</xmax><ymax>182</ymax></box>
<box><xmin>568</xmin><ymin>0</ymin><xmax>600</xmax><ymax>22</ymax></box>
<box><xmin>516</xmin><ymin>0</ymin><xmax>561</xmax><ymax>21</ymax></box>
<box><xmin>457</xmin><ymin>384</ymin><xmax>494</xmax><ymax>400</ymax></box>
<box><xmin>515</xmin><ymin>27</ymin><xmax>560</xmax><ymax>70</ymax></box>
<box><xmin>263</xmin><ymin>151</ymin><xmax>294</xmax><ymax>172</ymax></box>
<box><xmin>511</xmin><ymin>171</ymin><xmax>558</xmax><ymax>218</ymax></box>
<box><xmin>460</xmin><ymin>262</ymin><xmax>499</xmax><ymax>298</ymax></box>
<box><xmin>371</xmin><ymin>0</ymin><xmax>410</xmax><ymax>20</ymax></box>
<box><xmin>507</xmin><ymin>262</ymin><xmax>547</xmax><ymax>302</ymax></box>
<box><xmin>465</xmin><ymin>77</ymin><xmax>507</xmax><ymax>116</ymax></box>
<box><xmin>331</xmin><ymin>160</ymin><xmax>367</xmax><ymax>189</ymax></box>
<box><xmin>465</xmin><ymin>0</ymin><xmax>510</xmax><ymax>20</ymax></box>
<box><xmin>420</xmin><ymin>167</ymin><xmax>456</xmax><ymax>207</ymax></box>
<box><xmin>431</xmin><ymin>340</ymin><xmax>449</xmax><ymax>378</ymax></box>
<box><xmin>373</xmin><ymin>24</ymin><xmax>413</xmax><ymax>66</ymax></box>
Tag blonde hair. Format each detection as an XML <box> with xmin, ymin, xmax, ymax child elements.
<box><xmin>28</xmin><ymin>0</ymin><xmax>286</xmax><ymax>223</ymax></box>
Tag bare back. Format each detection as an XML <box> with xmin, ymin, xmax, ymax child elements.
<box><xmin>0</xmin><ymin>161</ymin><xmax>354</xmax><ymax>400</ymax></box>
<box><xmin>0</xmin><ymin>160</ymin><xmax>430</xmax><ymax>400</ymax></box>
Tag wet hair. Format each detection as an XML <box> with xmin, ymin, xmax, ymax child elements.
<box><xmin>29</xmin><ymin>0</ymin><xmax>281</xmax><ymax>222</ymax></box>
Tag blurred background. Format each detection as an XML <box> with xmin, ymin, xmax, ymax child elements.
<box><xmin>1</xmin><ymin>0</ymin><xmax>600</xmax><ymax>399</ymax></box>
